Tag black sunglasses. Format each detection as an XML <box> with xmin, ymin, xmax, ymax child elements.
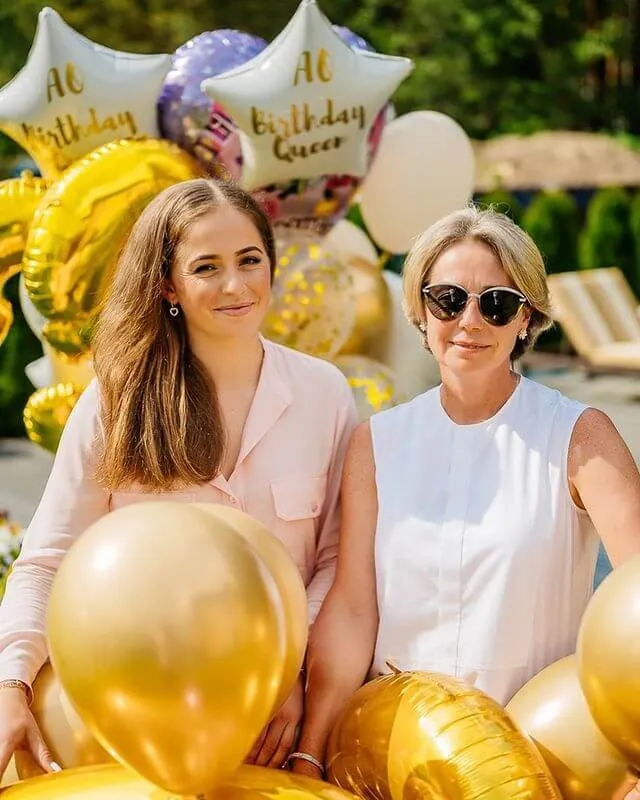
<box><xmin>422</xmin><ymin>283</ymin><xmax>528</xmax><ymax>327</ymax></box>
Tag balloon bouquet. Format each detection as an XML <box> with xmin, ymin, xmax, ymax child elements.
<box><xmin>0</xmin><ymin>0</ymin><xmax>476</xmax><ymax>454</ymax></box>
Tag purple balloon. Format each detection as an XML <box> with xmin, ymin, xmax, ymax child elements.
<box><xmin>332</xmin><ymin>25</ymin><xmax>376</xmax><ymax>53</ymax></box>
<box><xmin>158</xmin><ymin>29</ymin><xmax>267</xmax><ymax>173</ymax></box>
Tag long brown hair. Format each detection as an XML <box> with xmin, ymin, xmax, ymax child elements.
<box><xmin>92</xmin><ymin>178</ymin><xmax>276</xmax><ymax>490</ymax></box>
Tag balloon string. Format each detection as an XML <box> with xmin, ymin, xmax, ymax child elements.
<box><xmin>385</xmin><ymin>659</ymin><xmax>401</xmax><ymax>674</ymax></box>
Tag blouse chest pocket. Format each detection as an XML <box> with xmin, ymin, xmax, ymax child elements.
<box><xmin>271</xmin><ymin>474</ymin><xmax>327</xmax><ymax>521</ymax></box>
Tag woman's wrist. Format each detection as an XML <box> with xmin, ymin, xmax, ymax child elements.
<box><xmin>0</xmin><ymin>678</ymin><xmax>33</xmax><ymax>706</ymax></box>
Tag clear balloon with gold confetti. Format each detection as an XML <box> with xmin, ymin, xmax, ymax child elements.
<box><xmin>262</xmin><ymin>235</ymin><xmax>356</xmax><ymax>359</ymax></box>
<box><xmin>333</xmin><ymin>355</ymin><xmax>401</xmax><ymax>420</ymax></box>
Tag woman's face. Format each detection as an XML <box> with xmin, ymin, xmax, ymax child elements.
<box><xmin>423</xmin><ymin>239</ymin><xmax>530</xmax><ymax>376</ymax></box>
<box><xmin>165</xmin><ymin>205</ymin><xmax>272</xmax><ymax>344</ymax></box>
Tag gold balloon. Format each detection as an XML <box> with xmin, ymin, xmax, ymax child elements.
<box><xmin>0</xmin><ymin>171</ymin><xmax>50</xmax><ymax>347</ymax></box>
<box><xmin>327</xmin><ymin>670</ymin><xmax>561</xmax><ymax>800</ymax></box>
<box><xmin>193</xmin><ymin>504</ymin><xmax>308</xmax><ymax>714</ymax></box>
<box><xmin>0</xmin><ymin>763</ymin><xmax>360</xmax><ymax>800</ymax></box>
<box><xmin>22</xmin><ymin>138</ymin><xmax>202</xmax><ymax>356</ymax></box>
<box><xmin>46</xmin><ymin>502</ymin><xmax>286</xmax><ymax>796</ymax></box>
<box><xmin>46</xmin><ymin>347</ymin><xmax>94</xmax><ymax>388</ymax></box>
<box><xmin>337</xmin><ymin>257</ymin><xmax>391</xmax><ymax>357</ymax></box>
<box><xmin>262</xmin><ymin>237</ymin><xmax>356</xmax><ymax>359</ymax></box>
<box><xmin>332</xmin><ymin>355</ymin><xmax>401</xmax><ymax>420</ymax></box>
<box><xmin>506</xmin><ymin>655</ymin><xmax>636</xmax><ymax>800</ymax></box>
<box><xmin>13</xmin><ymin>662</ymin><xmax>112</xmax><ymax>781</ymax></box>
<box><xmin>577</xmin><ymin>553</ymin><xmax>640</xmax><ymax>769</ymax></box>
<box><xmin>23</xmin><ymin>383</ymin><xmax>83</xmax><ymax>454</ymax></box>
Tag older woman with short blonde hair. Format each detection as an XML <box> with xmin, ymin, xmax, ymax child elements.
<box><xmin>291</xmin><ymin>205</ymin><xmax>640</xmax><ymax>783</ymax></box>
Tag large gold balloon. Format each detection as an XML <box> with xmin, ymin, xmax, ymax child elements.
<box><xmin>46</xmin><ymin>502</ymin><xmax>285</xmax><ymax>796</ymax></box>
<box><xmin>337</xmin><ymin>257</ymin><xmax>391</xmax><ymax>357</ymax></box>
<box><xmin>13</xmin><ymin>663</ymin><xmax>112</xmax><ymax>781</ymax></box>
<box><xmin>262</xmin><ymin>237</ymin><xmax>356</xmax><ymax>359</ymax></box>
<box><xmin>0</xmin><ymin>171</ymin><xmax>50</xmax><ymax>346</ymax></box>
<box><xmin>22</xmin><ymin>138</ymin><xmax>202</xmax><ymax>356</ymax></box>
<box><xmin>193</xmin><ymin>504</ymin><xmax>308</xmax><ymax>714</ymax></box>
<box><xmin>332</xmin><ymin>355</ymin><xmax>401</xmax><ymax>421</ymax></box>
<box><xmin>23</xmin><ymin>383</ymin><xmax>84</xmax><ymax>453</ymax></box>
<box><xmin>506</xmin><ymin>655</ymin><xmax>636</xmax><ymax>800</ymax></box>
<box><xmin>577</xmin><ymin>553</ymin><xmax>640</xmax><ymax>769</ymax></box>
<box><xmin>0</xmin><ymin>763</ymin><xmax>360</xmax><ymax>800</ymax></box>
<box><xmin>327</xmin><ymin>670</ymin><xmax>561</xmax><ymax>800</ymax></box>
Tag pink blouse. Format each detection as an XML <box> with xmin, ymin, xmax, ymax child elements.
<box><xmin>0</xmin><ymin>339</ymin><xmax>358</xmax><ymax>686</ymax></box>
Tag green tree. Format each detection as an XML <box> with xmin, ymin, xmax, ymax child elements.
<box><xmin>579</xmin><ymin>187</ymin><xmax>636</xmax><ymax>291</ymax></box>
<box><xmin>0</xmin><ymin>276</ymin><xmax>43</xmax><ymax>437</ymax></box>
<box><xmin>522</xmin><ymin>190</ymin><xmax>580</xmax><ymax>274</ymax></box>
<box><xmin>476</xmin><ymin>190</ymin><xmax>523</xmax><ymax>224</ymax></box>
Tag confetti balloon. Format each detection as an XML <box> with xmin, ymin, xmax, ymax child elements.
<box><xmin>333</xmin><ymin>355</ymin><xmax>400</xmax><ymax>420</ymax></box>
<box><xmin>262</xmin><ymin>235</ymin><xmax>356</xmax><ymax>359</ymax></box>
<box><xmin>327</xmin><ymin>670</ymin><xmax>562</xmax><ymax>800</ymax></box>
<box><xmin>337</xmin><ymin>257</ymin><xmax>391</xmax><ymax>356</ymax></box>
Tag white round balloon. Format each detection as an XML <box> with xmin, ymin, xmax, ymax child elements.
<box><xmin>322</xmin><ymin>219</ymin><xmax>378</xmax><ymax>264</ymax></box>
<box><xmin>359</xmin><ymin>110</ymin><xmax>475</xmax><ymax>254</ymax></box>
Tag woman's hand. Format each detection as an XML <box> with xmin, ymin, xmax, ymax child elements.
<box><xmin>246</xmin><ymin>675</ymin><xmax>304</xmax><ymax>768</ymax></box>
<box><xmin>0</xmin><ymin>687</ymin><xmax>60</xmax><ymax>778</ymax></box>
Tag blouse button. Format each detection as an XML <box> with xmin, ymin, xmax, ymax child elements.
<box><xmin>311</xmin><ymin>502</ymin><xmax>319</xmax><ymax>512</ymax></box>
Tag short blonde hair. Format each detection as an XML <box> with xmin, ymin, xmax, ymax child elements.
<box><xmin>402</xmin><ymin>205</ymin><xmax>553</xmax><ymax>360</ymax></box>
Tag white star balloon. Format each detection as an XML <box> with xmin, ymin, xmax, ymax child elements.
<box><xmin>201</xmin><ymin>0</ymin><xmax>413</xmax><ymax>190</ymax></box>
<box><xmin>0</xmin><ymin>7</ymin><xmax>171</xmax><ymax>178</ymax></box>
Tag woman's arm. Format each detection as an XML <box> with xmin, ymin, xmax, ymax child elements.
<box><xmin>568</xmin><ymin>408</ymin><xmax>640</xmax><ymax>566</ymax></box>
<box><xmin>293</xmin><ymin>422</ymin><xmax>379</xmax><ymax>775</ymax></box>
<box><xmin>0</xmin><ymin>381</ymin><xmax>109</xmax><ymax>686</ymax></box>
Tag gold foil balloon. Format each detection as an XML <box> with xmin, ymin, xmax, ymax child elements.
<box><xmin>46</xmin><ymin>502</ymin><xmax>285</xmax><ymax>796</ymax></box>
<box><xmin>23</xmin><ymin>383</ymin><xmax>83</xmax><ymax>453</ymax></box>
<box><xmin>262</xmin><ymin>236</ymin><xmax>356</xmax><ymax>359</ymax></box>
<box><xmin>0</xmin><ymin>171</ymin><xmax>50</xmax><ymax>346</ymax></box>
<box><xmin>193</xmin><ymin>504</ymin><xmax>308</xmax><ymax>714</ymax></box>
<box><xmin>337</xmin><ymin>257</ymin><xmax>391</xmax><ymax>357</ymax></box>
<box><xmin>333</xmin><ymin>355</ymin><xmax>401</xmax><ymax>420</ymax></box>
<box><xmin>0</xmin><ymin>763</ymin><xmax>361</xmax><ymax>800</ymax></box>
<box><xmin>327</xmin><ymin>670</ymin><xmax>561</xmax><ymax>800</ymax></box>
<box><xmin>13</xmin><ymin>663</ymin><xmax>112</xmax><ymax>781</ymax></box>
<box><xmin>22</xmin><ymin>137</ymin><xmax>202</xmax><ymax>356</ymax></box>
<box><xmin>506</xmin><ymin>655</ymin><xmax>636</xmax><ymax>800</ymax></box>
<box><xmin>577</xmin><ymin>553</ymin><xmax>640</xmax><ymax>769</ymax></box>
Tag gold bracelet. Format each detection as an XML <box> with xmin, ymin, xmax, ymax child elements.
<box><xmin>0</xmin><ymin>679</ymin><xmax>33</xmax><ymax>706</ymax></box>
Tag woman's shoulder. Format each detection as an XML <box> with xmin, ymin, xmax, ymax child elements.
<box><xmin>265</xmin><ymin>339</ymin><xmax>351</xmax><ymax>393</ymax></box>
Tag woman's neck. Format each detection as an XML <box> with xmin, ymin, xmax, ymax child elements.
<box><xmin>439</xmin><ymin>365</ymin><xmax>520</xmax><ymax>425</ymax></box>
<box><xmin>189</xmin><ymin>333</ymin><xmax>265</xmax><ymax>391</ymax></box>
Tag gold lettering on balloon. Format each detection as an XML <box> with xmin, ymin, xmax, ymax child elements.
<box><xmin>46</xmin><ymin>63</ymin><xmax>85</xmax><ymax>103</ymax></box>
<box><xmin>251</xmin><ymin>98</ymin><xmax>366</xmax><ymax>166</ymax></box>
<box><xmin>293</xmin><ymin>49</ymin><xmax>333</xmax><ymax>85</ymax></box>
<box><xmin>21</xmin><ymin>108</ymin><xmax>138</xmax><ymax>150</ymax></box>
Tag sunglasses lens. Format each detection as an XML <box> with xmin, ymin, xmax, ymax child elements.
<box><xmin>424</xmin><ymin>285</ymin><xmax>468</xmax><ymax>320</ymax></box>
<box><xmin>479</xmin><ymin>290</ymin><xmax>523</xmax><ymax>326</ymax></box>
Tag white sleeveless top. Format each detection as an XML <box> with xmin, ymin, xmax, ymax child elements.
<box><xmin>369</xmin><ymin>376</ymin><xmax>599</xmax><ymax>705</ymax></box>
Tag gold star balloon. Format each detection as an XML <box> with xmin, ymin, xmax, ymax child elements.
<box><xmin>201</xmin><ymin>0</ymin><xmax>413</xmax><ymax>190</ymax></box>
<box><xmin>0</xmin><ymin>7</ymin><xmax>171</xmax><ymax>178</ymax></box>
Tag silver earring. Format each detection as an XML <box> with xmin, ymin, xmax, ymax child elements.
<box><xmin>519</xmin><ymin>329</ymin><xmax>527</xmax><ymax>340</ymax></box>
<box><xmin>169</xmin><ymin>304</ymin><xmax>179</xmax><ymax>318</ymax></box>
